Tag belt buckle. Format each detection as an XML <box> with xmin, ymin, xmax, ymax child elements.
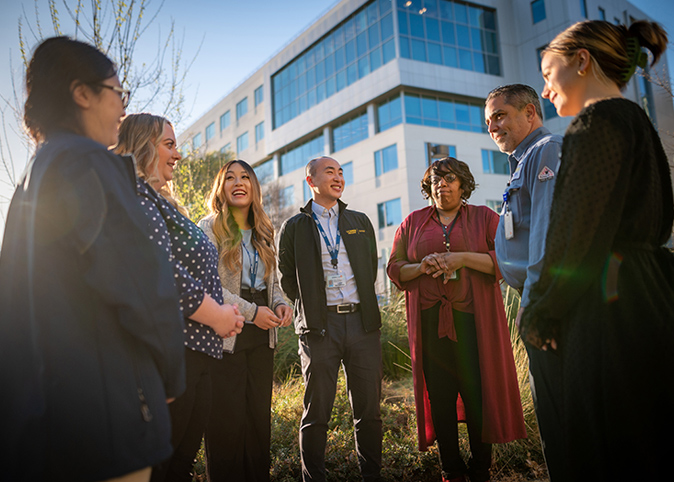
<box><xmin>336</xmin><ymin>303</ymin><xmax>351</xmax><ymax>314</ymax></box>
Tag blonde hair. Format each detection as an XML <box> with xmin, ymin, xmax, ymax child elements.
<box><xmin>115</xmin><ymin>113</ymin><xmax>188</xmax><ymax>217</ymax></box>
<box><xmin>206</xmin><ymin>160</ymin><xmax>277</xmax><ymax>279</ymax></box>
<box><xmin>543</xmin><ymin>20</ymin><xmax>668</xmax><ymax>90</ymax></box>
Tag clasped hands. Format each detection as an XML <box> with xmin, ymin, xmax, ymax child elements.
<box><xmin>420</xmin><ymin>252</ymin><xmax>464</xmax><ymax>284</ymax></box>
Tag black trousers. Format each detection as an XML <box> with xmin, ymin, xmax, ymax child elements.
<box><xmin>204</xmin><ymin>290</ymin><xmax>274</xmax><ymax>482</ymax></box>
<box><xmin>525</xmin><ymin>344</ymin><xmax>568</xmax><ymax>482</ymax></box>
<box><xmin>420</xmin><ymin>304</ymin><xmax>491</xmax><ymax>482</ymax></box>
<box><xmin>298</xmin><ymin>311</ymin><xmax>383</xmax><ymax>482</ymax></box>
<box><xmin>151</xmin><ymin>348</ymin><xmax>213</xmax><ymax>482</ymax></box>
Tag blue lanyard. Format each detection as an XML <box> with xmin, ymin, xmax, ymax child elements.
<box><xmin>312</xmin><ymin>211</ymin><xmax>340</xmax><ymax>269</ymax></box>
<box><xmin>241</xmin><ymin>233</ymin><xmax>259</xmax><ymax>288</ymax></box>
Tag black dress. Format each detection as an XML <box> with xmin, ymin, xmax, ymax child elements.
<box><xmin>521</xmin><ymin>98</ymin><xmax>674</xmax><ymax>480</ymax></box>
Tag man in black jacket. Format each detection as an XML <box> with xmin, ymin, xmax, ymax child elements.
<box><xmin>279</xmin><ymin>156</ymin><xmax>382</xmax><ymax>482</ymax></box>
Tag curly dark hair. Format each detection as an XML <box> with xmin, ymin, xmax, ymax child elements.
<box><xmin>421</xmin><ymin>157</ymin><xmax>476</xmax><ymax>201</ymax></box>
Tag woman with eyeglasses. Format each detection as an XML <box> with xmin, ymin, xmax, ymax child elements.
<box><xmin>387</xmin><ymin>158</ymin><xmax>526</xmax><ymax>482</ymax></box>
<box><xmin>0</xmin><ymin>37</ymin><xmax>186</xmax><ymax>482</ymax></box>
<box><xmin>114</xmin><ymin>114</ymin><xmax>245</xmax><ymax>482</ymax></box>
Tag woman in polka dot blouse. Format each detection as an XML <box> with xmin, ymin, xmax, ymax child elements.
<box><xmin>116</xmin><ymin>113</ymin><xmax>245</xmax><ymax>482</ymax></box>
<box><xmin>199</xmin><ymin>160</ymin><xmax>292</xmax><ymax>482</ymax></box>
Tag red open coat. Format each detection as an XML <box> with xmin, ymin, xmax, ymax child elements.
<box><xmin>387</xmin><ymin>204</ymin><xmax>526</xmax><ymax>450</ymax></box>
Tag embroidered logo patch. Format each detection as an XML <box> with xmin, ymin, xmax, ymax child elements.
<box><xmin>538</xmin><ymin>166</ymin><xmax>555</xmax><ymax>181</ymax></box>
<box><xmin>346</xmin><ymin>229</ymin><xmax>357</xmax><ymax>234</ymax></box>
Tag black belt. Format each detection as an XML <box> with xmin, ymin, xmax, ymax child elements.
<box><xmin>327</xmin><ymin>303</ymin><xmax>360</xmax><ymax>314</ymax></box>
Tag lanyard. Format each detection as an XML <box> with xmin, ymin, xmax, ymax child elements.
<box><xmin>312</xmin><ymin>211</ymin><xmax>340</xmax><ymax>269</ymax></box>
<box><xmin>241</xmin><ymin>233</ymin><xmax>259</xmax><ymax>288</ymax></box>
<box><xmin>434</xmin><ymin>208</ymin><xmax>461</xmax><ymax>252</ymax></box>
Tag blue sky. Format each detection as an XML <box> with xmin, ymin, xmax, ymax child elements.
<box><xmin>1</xmin><ymin>0</ymin><xmax>673</xmax><ymax>236</ymax></box>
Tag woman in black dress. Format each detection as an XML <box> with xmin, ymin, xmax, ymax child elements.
<box><xmin>521</xmin><ymin>20</ymin><xmax>674</xmax><ymax>480</ymax></box>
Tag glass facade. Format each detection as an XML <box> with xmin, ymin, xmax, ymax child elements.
<box><xmin>255</xmin><ymin>122</ymin><xmax>265</xmax><ymax>143</ymax></box>
<box><xmin>542</xmin><ymin>97</ymin><xmax>558</xmax><ymax>120</ymax></box>
<box><xmin>531</xmin><ymin>0</ymin><xmax>546</xmax><ymax>24</ymax></box>
<box><xmin>377</xmin><ymin>94</ymin><xmax>402</xmax><ymax>132</ymax></box>
<box><xmin>193</xmin><ymin>132</ymin><xmax>202</xmax><ymax>149</ymax></box>
<box><xmin>332</xmin><ymin>112</ymin><xmax>369</xmax><ymax>152</ymax></box>
<box><xmin>236</xmin><ymin>98</ymin><xmax>248</xmax><ymax>120</ymax></box>
<box><xmin>374</xmin><ymin>144</ymin><xmax>398</xmax><ymax>176</ymax></box>
<box><xmin>282</xmin><ymin>185</ymin><xmax>295</xmax><ymax>208</ymax></box>
<box><xmin>280</xmin><ymin>133</ymin><xmax>325</xmax><ymax>175</ymax></box>
<box><xmin>220</xmin><ymin>111</ymin><xmax>230</xmax><ymax>131</ymax></box>
<box><xmin>272</xmin><ymin>0</ymin><xmax>395</xmax><ymax>129</ymax></box>
<box><xmin>342</xmin><ymin>161</ymin><xmax>354</xmax><ymax>186</ymax></box>
<box><xmin>237</xmin><ymin>132</ymin><xmax>249</xmax><ymax>153</ymax></box>
<box><xmin>377</xmin><ymin>197</ymin><xmax>402</xmax><ymax>228</ymax></box>
<box><xmin>221</xmin><ymin>142</ymin><xmax>231</xmax><ymax>154</ymax></box>
<box><xmin>205</xmin><ymin>122</ymin><xmax>215</xmax><ymax>141</ymax></box>
<box><xmin>397</xmin><ymin>0</ymin><xmax>500</xmax><ymax>76</ymax></box>
<box><xmin>254</xmin><ymin>159</ymin><xmax>274</xmax><ymax>184</ymax></box>
<box><xmin>254</xmin><ymin>85</ymin><xmax>264</xmax><ymax>107</ymax></box>
<box><xmin>481</xmin><ymin>149</ymin><xmax>508</xmax><ymax>175</ymax></box>
<box><xmin>404</xmin><ymin>93</ymin><xmax>486</xmax><ymax>132</ymax></box>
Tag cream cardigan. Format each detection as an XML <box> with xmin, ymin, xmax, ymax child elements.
<box><xmin>198</xmin><ymin>214</ymin><xmax>287</xmax><ymax>351</ymax></box>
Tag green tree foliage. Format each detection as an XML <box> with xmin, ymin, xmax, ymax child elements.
<box><xmin>172</xmin><ymin>150</ymin><xmax>233</xmax><ymax>222</ymax></box>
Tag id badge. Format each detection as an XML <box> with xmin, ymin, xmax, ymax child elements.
<box><xmin>326</xmin><ymin>272</ymin><xmax>346</xmax><ymax>288</ymax></box>
<box><xmin>443</xmin><ymin>270</ymin><xmax>458</xmax><ymax>281</ymax></box>
<box><xmin>504</xmin><ymin>210</ymin><xmax>514</xmax><ymax>240</ymax></box>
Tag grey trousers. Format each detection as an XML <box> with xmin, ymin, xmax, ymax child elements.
<box><xmin>298</xmin><ymin>311</ymin><xmax>383</xmax><ymax>482</ymax></box>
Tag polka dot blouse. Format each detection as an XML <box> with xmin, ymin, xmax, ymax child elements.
<box><xmin>137</xmin><ymin>179</ymin><xmax>224</xmax><ymax>359</ymax></box>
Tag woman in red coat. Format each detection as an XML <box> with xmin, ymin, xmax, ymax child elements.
<box><xmin>387</xmin><ymin>158</ymin><xmax>526</xmax><ymax>482</ymax></box>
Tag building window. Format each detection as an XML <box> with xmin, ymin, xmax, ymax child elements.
<box><xmin>398</xmin><ymin>0</ymin><xmax>501</xmax><ymax>76</ymax></box>
<box><xmin>220</xmin><ymin>111</ymin><xmax>231</xmax><ymax>131</ymax></box>
<box><xmin>427</xmin><ymin>143</ymin><xmax>457</xmax><ymax>166</ymax></box>
<box><xmin>374</xmin><ymin>144</ymin><xmax>398</xmax><ymax>176</ymax></box>
<box><xmin>598</xmin><ymin>7</ymin><xmax>606</xmax><ymax>20</ymax></box>
<box><xmin>614</xmin><ymin>17</ymin><xmax>621</xmax><ymax>25</ymax></box>
<box><xmin>377</xmin><ymin>94</ymin><xmax>402</xmax><ymax>132</ymax></box>
<box><xmin>281</xmin><ymin>185</ymin><xmax>295</xmax><ymax>208</ymax></box>
<box><xmin>542</xmin><ymin>97</ymin><xmax>558</xmax><ymax>120</ymax></box>
<box><xmin>236</xmin><ymin>98</ymin><xmax>248</xmax><ymax>120</ymax></box>
<box><xmin>255</xmin><ymin>122</ymin><xmax>265</xmax><ymax>144</ymax></box>
<box><xmin>482</xmin><ymin>149</ymin><xmax>509</xmax><ymax>175</ymax></box>
<box><xmin>377</xmin><ymin>198</ymin><xmax>402</xmax><ymax>229</ymax></box>
<box><xmin>404</xmin><ymin>93</ymin><xmax>486</xmax><ymax>133</ymax></box>
<box><xmin>254</xmin><ymin>159</ymin><xmax>274</xmax><ymax>185</ymax></box>
<box><xmin>536</xmin><ymin>45</ymin><xmax>547</xmax><ymax>71</ymax></box>
<box><xmin>254</xmin><ymin>85</ymin><xmax>263</xmax><ymax>107</ymax></box>
<box><xmin>580</xmin><ymin>0</ymin><xmax>587</xmax><ymax>18</ymax></box>
<box><xmin>220</xmin><ymin>143</ymin><xmax>231</xmax><ymax>154</ymax></box>
<box><xmin>271</xmin><ymin>0</ymin><xmax>396</xmax><ymax>129</ymax></box>
<box><xmin>280</xmin><ymin>133</ymin><xmax>324</xmax><ymax>175</ymax></box>
<box><xmin>342</xmin><ymin>161</ymin><xmax>354</xmax><ymax>186</ymax></box>
<box><xmin>205</xmin><ymin>122</ymin><xmax>215</xmax><ymax>142</ymax></box>
<box><xmin>332</xmin><ymin>111</ymin><xmax>369</xmax><ymax>152</ymax></box>
<box><xmin>486</xmin><ymin>199</ymin><xmax>502</xmax><ymax>212</ymax></box>
<box><xmin>531</xmin><ymin>0</ymin><xmax>546</xmax><ymax>24</ymax></box>
<box><xmin>237</xmin><ymin>132</ymin><xmax>249</xmax><ymax>153</ymax></box>
<box><xmin>304</xmin><ymin>180</ymin><xmax>313</xmax><ymax>203</ymax></box>
<box><xmin>193</xmin><ymin>132</ymin><xmax>202</xmax><ymax>149</ymax></box>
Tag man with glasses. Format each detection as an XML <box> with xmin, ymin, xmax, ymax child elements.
<box><xmin>484</xmin><ymin>84</ymin><xmax>565</xmax><ymax>481</ymax></box>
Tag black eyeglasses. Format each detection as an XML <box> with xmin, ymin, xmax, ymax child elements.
<box><xmin>430</xmin><ymin>172</ymin><xmax>457</xmax><ymax>185</ymax></box>
<box><xmin>97</xmin><ymin>84</ymin><xmax>131</xmax><ymax>108</ymax></box>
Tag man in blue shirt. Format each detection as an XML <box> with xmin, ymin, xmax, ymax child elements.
<box><xmin>485</xmin><ymin>84</ymin><xmax>567</xmax><ymax>481</ymax></box>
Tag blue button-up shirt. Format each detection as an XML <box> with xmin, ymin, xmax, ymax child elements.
<box><xmin>495</xmin><ymin>127</ymin><xmax>562</xmax><ymax>307</ymax></box>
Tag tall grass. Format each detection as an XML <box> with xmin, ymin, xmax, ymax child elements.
<box><xmin>192</xmin><ymin>286</ymin><xmax>547</xmax><ymax>481</ymax></box>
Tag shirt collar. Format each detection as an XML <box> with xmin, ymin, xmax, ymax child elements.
<box><xmin>311</xmin><ymin>200</ymin><xmax>338</xmax><ymax>218</ymax></box>
<box><xmin>510</xmin><ymin>126</ymin><xmax>551</xmax><ymax>163</ymax></box>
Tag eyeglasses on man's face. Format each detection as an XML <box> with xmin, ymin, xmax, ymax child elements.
<box><xmin>97</xmin><ymin>83</ymin><xmax>131</xmax><ymax>109</ymax></box>
<box><xmin>430</xmin><ymin>172</ymin><xmax>457</xmax><ymax>185</ymax></box>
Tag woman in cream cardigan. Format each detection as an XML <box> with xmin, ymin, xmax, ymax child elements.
<box><xmin>199</xmin><ymin>160</ymin><xmax>292</xmax><ymax>482</ymax></box>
